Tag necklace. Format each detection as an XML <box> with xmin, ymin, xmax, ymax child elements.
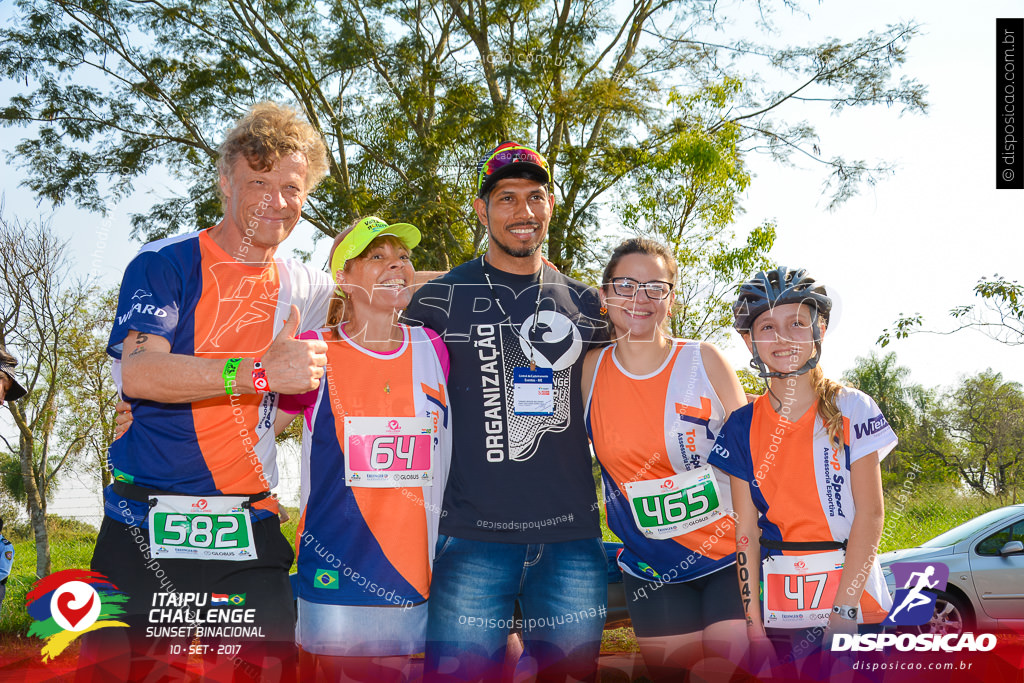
<box><xmin>480</xmin><ymin>256</ymin><xmax>545</xmax><ymax>370</ymax></box>
<box><xmin>336</xmin><ymin>322</ymin><xmax>400</xmax><ymax>408</ymax></box>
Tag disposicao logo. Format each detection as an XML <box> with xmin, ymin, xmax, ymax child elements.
<box><xmin>26</xmin><ymin>569</ymin><xmax>129</xmax><ymax>661</ymax></box>
<box><xmin>884</xmin><ymin>562</ymin><xmax>949</xmax><ymax>626</ymax></box>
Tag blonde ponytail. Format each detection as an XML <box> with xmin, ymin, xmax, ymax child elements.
<box><xmin>811</xmin><ymin>365</ymin><xmax>844</xmax><ymax>451</ymax></box>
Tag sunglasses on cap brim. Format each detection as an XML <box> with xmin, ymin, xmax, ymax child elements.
<box><xmin>476</xmin><ymin>144</ymin><xmax>550</xmax><ymax>194</ymax></box>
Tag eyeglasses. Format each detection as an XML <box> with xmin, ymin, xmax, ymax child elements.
<box><xmin>476</xmin><ymin>142</ymin><xmax>550</xmax><ymax>194</ymax></box>
<box><xmin>606</xmin><ymin>277</ymin><xmax>674</xmax><ymax>300</ymax></box>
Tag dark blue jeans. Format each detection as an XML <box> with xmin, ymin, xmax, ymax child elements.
<box><xmin>424</xmin><ymin>535</ymin><xmax>606</xmax><ymax>682</ymax></box>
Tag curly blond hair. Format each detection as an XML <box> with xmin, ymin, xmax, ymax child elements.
<box><xmin>217</xmin><ymin>102</ymin><xmax>329</xmax><ymax>200</ymax></box>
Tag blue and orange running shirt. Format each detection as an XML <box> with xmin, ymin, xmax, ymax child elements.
<box><xmin>105</xmin><ymin>229</ymin><xmax>333</xmax><ymax>525</ymax></box>
<box><xmin>281</xmin><ymin>324</ymin><xmax>451</xmax><ymax>607</ymax></box>
<box><xmin>708</xmin><ymin>387</ymin><xmax>898</xmax><ymax>622</ymax></box>
<box><xmin>587</xmin><ymin>341</ymin><xmax>736</xmax><ymax>583</ymax></box>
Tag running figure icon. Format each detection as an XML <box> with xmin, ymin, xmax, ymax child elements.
<box><xmin>887</xmin><ymin>565</ymin><xmax>940</xmax><ymax>621</ymax></box>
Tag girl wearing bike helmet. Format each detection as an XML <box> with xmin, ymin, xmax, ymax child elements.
<box><xmin>582</xmin><ymin>238</ymin><xmax>748</xmax><ymax>681</ymax></box>
<box><xmin>707</xmin><ymin>267</ymin><xmax>896</xmax><ymax>671</ymax></box>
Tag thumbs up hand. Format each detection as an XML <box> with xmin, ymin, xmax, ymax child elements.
<box><xmin>260</xmin><ymin>305</ymin><xmax>328</xmax><ymax>393</ymax></box>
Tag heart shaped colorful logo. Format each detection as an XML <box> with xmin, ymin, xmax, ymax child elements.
<box><xmin>26</xmin><ymin>569</ymin><xmax>128</xmax><ymax>662</ymax></box>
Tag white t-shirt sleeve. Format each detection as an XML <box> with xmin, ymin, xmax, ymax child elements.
<box><xmin>286</xmin><ymin>261</ymin><xmax>333</xmax><ymax>332</ymax></box>
<box><xmin>842</xmin><ymin>387</ymin><xmax>898</xmax><ymax>464</ymax></box>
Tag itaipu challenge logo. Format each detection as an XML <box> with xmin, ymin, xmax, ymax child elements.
<box><xmin>25</xmin><ymin>569</ymin><xmax>129</xmax><ymax>661</ymax></box>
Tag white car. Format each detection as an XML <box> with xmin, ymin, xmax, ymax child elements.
<box><xmin>879</xmin><ymin>504</ymin><xmax>1024</xmax><ymax>634</ymax></box>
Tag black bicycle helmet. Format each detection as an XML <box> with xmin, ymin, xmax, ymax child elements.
<box><xmin>733</xmin><ymin>267</ymin><xmax>832</xmax><ymax>378</ymax></box>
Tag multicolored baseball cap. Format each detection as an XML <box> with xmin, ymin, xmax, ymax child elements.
<box><xmin>476</xmin><ymin>141</ymin><xmax>551</xmax><ymax>198</ymax></box>
<box><xmin>330</xmin><ymin>216</ymin><xmax>421</xmax><ymax>288</ymax></box>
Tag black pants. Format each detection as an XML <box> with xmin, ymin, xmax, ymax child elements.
<box><xmin>76</xmin><ymin>514</ymin><xmax>296</xmax><ymax>683</ymax></box>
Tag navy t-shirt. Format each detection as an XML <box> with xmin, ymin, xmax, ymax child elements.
<box><xmin>404</xmin><ymin>257</ymin><xmax>607</xmax><ymax>542</ymax></box>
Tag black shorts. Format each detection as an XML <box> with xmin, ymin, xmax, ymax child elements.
<box><xmin>77</xmin><ymin>514</ymin><xmax>296</xmax><ymax>683</ymax></box>
<box><xmin>623</xmin><ymin>564</ymin><xmax>744</xmax><ymax>637</ymax></box>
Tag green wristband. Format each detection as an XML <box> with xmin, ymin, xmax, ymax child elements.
<box><xmin>223</xmin><ymin>358</ymin><xmax>242</xmax><ymax>395</ymax></box>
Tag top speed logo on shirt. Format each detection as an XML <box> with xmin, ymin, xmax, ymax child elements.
<box><xmin>883</xmin><ymin>562</ymin><xmax>949</xmax><ymax>626</ymax></box>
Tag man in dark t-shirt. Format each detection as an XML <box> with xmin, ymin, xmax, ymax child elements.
<box><xmin>405</xmin><ymin>142</ymin><xmax>608</xmax><ymax>682</ymax></box>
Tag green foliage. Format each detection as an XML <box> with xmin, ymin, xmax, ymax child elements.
<box><xmin>0</xmin><ymin>516</ymin><xmax>97</xmax><ymax>636</ymax></box>
<box><xmin>57</xmin><ymin>286</ymin><xmax>120</xmax><ymax>490</ymax></box>
<box><xmin>736</xmin><ymin>367</ymin><xmax>765</xmax><ymax>397</ymax></box>
<box><xmin>879</xmin><ymin>274</ymin><xmax>1023</xmax><ymax>347</ymax></box>
<box><xmin>0</xmin><ymin>454</ymin><xmax>25</xmax><ymax>503</ymax></box>
<box><xmin>895</xmin><ymin>370</ymin><xmax>1024</xmax><ymax>502</ymax></box>
<box><xmin>0</xmin><ymin>205</ymin><xmax>96</xmax><ymax>577</ymax></box>
<box><xmin>1</xmin><ymin>0</ymin><xmax>927</xmax><ymax>277</ymax></box>
<box><xmin>592</xmin><ymin>458</ymin><xmax>621</xmax><ymax>544</ymax></box>
<box><xmin>840</xmin><ymin>354</ymin><xmax>1024</xmax><ymax>498</ymax></box>
<box><xmin>614</xmin><ymin>79</ymin><xmax>777</xmax><ymax>342</ymax></box>
<box><xmin>842</xmin><ymin>352</ymin><xmax>916</xmax><ymax>434</ymax></box>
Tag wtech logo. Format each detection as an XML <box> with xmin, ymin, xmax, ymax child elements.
<box><xmin>884</xmin><ymin>561</ymin><xmax>950</xmax><ymax>626</ymax></box>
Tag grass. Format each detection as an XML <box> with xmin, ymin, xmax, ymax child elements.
<box><xmin>1</xmin><ymin>516</ymin><xmax>96</xmax><ymax>637</ymax></box>
<box><xmin>878</xmin><ymin>484</ymin><xmax>1006</xmax><ymax>554</ymax></box>
<box><xmin>601</xmin><ymin>627</ymin><xmax>639</xmax><ymax>654</ymax></box>
<box><xmin>593</xmin><ymin>459</ymin><xmax>622</xmax><ymax>544</ymax></box>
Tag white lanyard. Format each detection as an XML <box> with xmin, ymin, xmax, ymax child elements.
<box><xmin>480</xmin><ymin>256</ymin><xmax>545</xmax><ymax>370</ymax></box>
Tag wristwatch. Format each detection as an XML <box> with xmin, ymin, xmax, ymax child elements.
<box><xmin>832</xmin><ymin>604</ymin><xmax>858</xmax><ymax>621</ymax></box>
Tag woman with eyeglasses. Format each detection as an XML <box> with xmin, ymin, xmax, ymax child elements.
<box><xmin>582</xmin><ymin>238</ymin><xmax>748</xmax><ymax>681</ymax></box>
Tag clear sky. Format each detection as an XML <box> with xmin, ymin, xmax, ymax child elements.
<box><xmin>718</xmin><ymin>0</ymin><xmax>1024</xmax><ymax>391</ymax></box>
<box><xmin>1</xmin><ymin>0</ymin><xmax>1021</xmax><ymax>397</ymax></box>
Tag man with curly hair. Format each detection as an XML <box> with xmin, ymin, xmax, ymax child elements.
<box><xmin>80</xmin><ymin>102</ymin><xmax>333</xmax><ymax>682</ymax></box>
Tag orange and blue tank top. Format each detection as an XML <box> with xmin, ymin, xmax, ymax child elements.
<box><xmin>586</xmin><ymin>340</ymin><xmax>736</xmax><ymax>582</ymax></box>
<box><xmin>282</xmin><ymin>324</ymin><xmax>451</xmax><ymax>607</ymax></box>
<box><xmin>105</xmin><ymin>229</ymin><xmax>332</xmax><ymax>525</ymax></box>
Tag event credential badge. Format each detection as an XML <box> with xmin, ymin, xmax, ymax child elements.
<box><xmin>512</xmin><ymin>367</ymin><xmax>555</xmax><ymax>415</ymax></box>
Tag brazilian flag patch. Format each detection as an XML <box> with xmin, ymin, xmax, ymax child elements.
<box><xmin>637</xmin><ymin>561</ymin><xmax>660</xmax><ymax>578</ymax></box>
<box><xmin>315</xmin><ymin>569</ymin><xmax>339</xmax><ymax>589</ymax></box>
<box><xmin>228</xmin><ymin>593</ymin><xmax>246</xmax><ymax>606</ymax></box>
